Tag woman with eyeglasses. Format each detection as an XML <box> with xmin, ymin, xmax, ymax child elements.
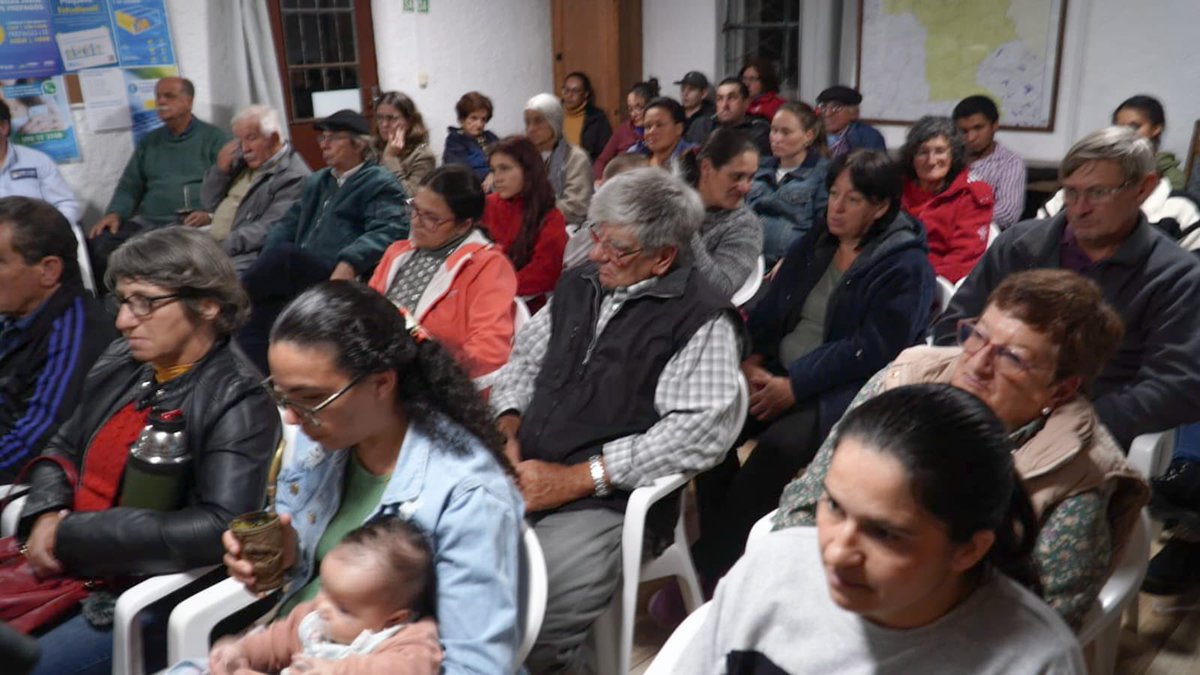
<box><xmin>560</xmin><ymin>71</ymin><xmax>612</xmax><ymax>163</ymax></box>
<box><xmin>482</xmin><ymin>136</ymin><xmax>567</xmax><ymax>311</ymax></box>
<box><xmin>593</xmin><ymin>79</ymin><xmax>659</xmax><ymax>181</ymax></box>
<box><xmin>368</xmin><ymin>165</ymin><xmax>518</xmax><ymax>381</ymax></box>
<box><xmin>19</xmin><ymin>227</ymin><xmax>279</xmax><ymax>675</ymax></box>
<box><xmin>677</xmin><ymin>150</ymin><xmax>934</xmax><ymax>612</ymax></box>
<box><xmin>221</xmin><ymin>280</ymin><xmax>523</xmax><ymax>674</ymax></box>
<box><xmin>373</xmin><ymin>91</ymin><xmax>436</xmax><ymax>196</ymax></box>
<box><xmin>676</xmin><ymin>384</ymin><xmax>1086</xmax><ymax>673</ymax></box>
<box><xmin>899</xmin><ymin>115</ymin><xmax>995</xmax><ymax>284</ymax></box>
<box><xmin>775</xmin><ymin>269</ymin><xmax>1150</xmax><ymax>630</ymax></box>
<box><xmin>740</xmin><ymin>58</ymin><xmax>786</xmax><ymax>123</ymax></box>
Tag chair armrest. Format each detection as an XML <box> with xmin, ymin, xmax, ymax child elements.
<box><xmin>1</xmin><ymin>494</ymin><xmax>28</xmax><ymax>538</ymax></box>
<box><xmin>645</xmin><ymin>602</ymin><xmax>711</xmax><ymax>675</ymax></box>
<box><xmin>167</xmin><ymin>577</ymin><xmax>265</xmax><ymax>665</ymax></box>
<box><xmin>1128</xmin><ymin>430</ymin><xmax>1175</xmax><ymax>479</ymax></box>
<box><xmin>626</xmin><ymin>473</ymin><xmax>690</xmax><ymax>516</ymax></box>
<box><xmin>112</xmin><ymin>566</ymin><xmax>219</xmax><ymax>675</ymax></box>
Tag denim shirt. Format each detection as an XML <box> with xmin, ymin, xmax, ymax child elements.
<box><xmin>748</xmin><ymin>154</ymin><xmax>831</xmax><ymax>265</ymax></box>
<box><xmin>275</xmin><ymin>414</ymin><xmax>524</xmax><ymax>674</ymax></box>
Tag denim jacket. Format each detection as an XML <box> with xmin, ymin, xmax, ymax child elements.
<box><xmin>275</xmin><ymin>414</ymin><xmax>524</xmax><ymax>674</ymax></box>
<box><xmin>748</xmin><ymin>154</ymin><xmax>831</xmax><ymax>266</ymax></box>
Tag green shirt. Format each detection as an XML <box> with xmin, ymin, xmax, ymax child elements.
<box><xmin>280</xmin><ymin>454</ymin><xmax>392</xmax><ymax>615</ymax></box>
<box><xmin>106</xmin><ymin>117</ymin><xmax>228</xmax><ymax>225</ymax></box>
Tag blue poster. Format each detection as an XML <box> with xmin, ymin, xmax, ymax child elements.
<box><xmin>110</xmin><ymin>0</ymin><xmax>171</xmax><ymax>67</ymax></box>
<box><xmin>124</xmin><ymin>65</ymin><xmax>173</xmax><ymax>144</ymax></box>
<box><xmin>51</xmin><ymin>0</ymin><xmax>117</xmax><ymax>71</ymax></box>
<box><xmin>2</xmin><ymin>76</ymin><xmax>81</xmax><ymax>162</ymax></box>
<box><xmin>0</xmin><ymin>0</ymin><xmax>59</xmax><ymax>78</ymax></box>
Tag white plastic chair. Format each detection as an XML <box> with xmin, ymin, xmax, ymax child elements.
<box><xmin>747</xmin><ymin>507</ymin><xmax>777</xmax><ymax>549</ymax></box>
<box><xmin>986</xmin><ymin>222</ymin><xmax>1000</xmax><ymax>249</ymax></box>
<box><xmin>70</xmin><ymin>222</ymin><xmax>96</xmax><ymax>295</ymax></box>
<box><xmin>0</xmin><ymin>486</ymin><xmax>28</xmax><ymax>537</ymax></box>
<box><xmin>933</xmin><ymin>276</ymin><xmax>956</xmax><ymax>317</ymax></box>
<box><xmin>473</xmin><ymin>298</ymin><xmax>531</xmax><ymax>391</ymax></box>
<box><xmin>730</xmin><ymin>256</ymin><xmax>765</xmax><ymax>307</ymax></box>
<box><xmin>1077</xmin><ymin>511</ymin><xmax>1152</xmax><ymax>675</ymax></box>
<box><xmin>644</xmin><ymin>601</ymin><xmax>711</xmax><ymax>675</ymax></box>
<box><xmin>1127</xmin><ymin>429</ymin><xmax>1175</xmax><ymax>480</ymax></box>
<box><xmin>591</xmin><ymin>376</ymin><xmax>750</xmax><ymax>675</ymax></box>
<box><xmin>167</xmin><ymin>521</ymin><xmax>548</xmax><ymax>670</ymax></box>
<box><xmin>112</xmin><ymin>565</ymin><xmax>219</xmax><ymax>675</ymax></box>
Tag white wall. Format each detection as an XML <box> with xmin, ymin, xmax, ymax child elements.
<box><xmin>372</xmin><ymin>0</ymin><xmax>553</xmax><ymax>159</ymax></box>
<box><xmin>644</xmin><ymin>0</ymin><xmax>1200</xmax><ymax>164</ymax></box>
<box><xmin>642</xmin><ymin>0</ymin><xmax>721</xmax><ymax>94</ymax></box>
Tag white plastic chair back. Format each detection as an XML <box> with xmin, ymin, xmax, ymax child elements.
<box><xmin>71</xmin><ymin>223</ymin><xmax>96</xmax><ymax>295</ymax></box>
<box><xmin>517</xmin><ymin>522</ymin><xmax>547</xmax><ymax>665</ymax></box>
<box><xmin>1077</xmin><ymin>511</ymin><xmax>1151</xmax><ymax>675</ymax></box>
<box><xmin>934</xmin><ymin>276</ymin><xmax>956</xmax><ymax>317</ymax></box>
<box><xmin>730</xmin><ymin>256</ymin><xmax>765</xmax><ymax>307</ymax></box>
<box><xmin>986</xmin><ymin>222</ymin><xmax>1000</xmax><ymax>248</ymax></box>
<box><xmin>514</xmin><ymin>297</ymin><xmax>532</xmax><ymax>335</ymax></box>
<box><xmin>747</xmin><ymin>508</ymin><xmax>777</xmax><ymax>549</ymax></box>
<box><xmin>644</xmin><ymin>601</ymin><xmax>712</xmax><ymax>675</ymax></box>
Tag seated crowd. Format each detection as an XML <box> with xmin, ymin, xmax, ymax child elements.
<box><xmin>1</xmin><ymin>58</ymin><xmax>1199</xmax><ymax>675</ymax></box>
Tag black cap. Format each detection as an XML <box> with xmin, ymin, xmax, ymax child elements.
<box><xmin>314</xmin><ymin>109</ymin><xmax>370</xmax><ymax>135</ymax></box>
<box><xmin>817</xmin><ymin>85</ymin><xmax>863</xmax><ymax>106</ymax></box>
<box><xmin>674</xmin><ymin>71</ymin><xmax>710</xmax><ymax>89</ymax></box>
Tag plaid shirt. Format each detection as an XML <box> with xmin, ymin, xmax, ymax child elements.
<box><xmin>491</xmin><ymin>276</ymin><xmax>744</xmax><ymax>489</ymax></box>
<box><xmin>969</xmin><ymin>142</ymin><xmax>1026</xmax><ymax>229</ymax></box>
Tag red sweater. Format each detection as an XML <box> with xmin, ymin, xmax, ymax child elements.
<box><xmin>482</xmin><ymin>194</ymin><xmax>567</xmax><ymax>300</ymax></box>
<box><xmin>592</xmin><ymin>119</ymin><xmax>642</xmax><ymax>180</ymax></box>
<box><xmin>747</xmin><ymin>91</ymin><xmax>787</xmax><ymax>122</ymax></box>
<box><xmin>902</xmin><ymin>171</ymin><xmax>994</xmax><ymax>283</ymax></box>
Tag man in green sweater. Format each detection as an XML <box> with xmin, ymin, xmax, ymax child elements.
<box><xmin>86</xmin><ymin>77</ymin><xmax>227</xmax><ymax>287</ymax></box>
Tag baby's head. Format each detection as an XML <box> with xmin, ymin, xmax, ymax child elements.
<box><xmin>314</xmin><ymin>517</ymin><xmax>434</xmax><ymax>644</ymax></box>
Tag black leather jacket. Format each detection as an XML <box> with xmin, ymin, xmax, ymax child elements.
<box><xmin>18</xmin><ymin>338</ymin><xmax>280</xmax><ymax>578</ymax></box>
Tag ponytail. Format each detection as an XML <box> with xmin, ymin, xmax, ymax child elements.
<box><xmin>985</xmin><ymin>480</ymin><xmax>1043</xmax><ymax>595</ymax></box>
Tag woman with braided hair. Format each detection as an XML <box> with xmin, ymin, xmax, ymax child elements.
<box><xmin>220</xmin><ymin>280</ymin><xmax>524</xmax><ymax>674</ymax></box>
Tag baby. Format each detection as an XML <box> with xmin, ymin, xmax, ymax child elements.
<box><xmin>205</xmin><ymin>516</ymin><xmax>442</xmax><ymax>675</ymax></box>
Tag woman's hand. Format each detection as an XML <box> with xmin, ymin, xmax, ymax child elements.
<box><xmin>222</xmin><ymin>513</ymin><xmax>298</xmax><ymax>596</ymax></box>
<box><xmin>208</xmin><ymin>636</ymin><xmax>253</xmax><ymax>675</ymax></box>
<box><xmin>748</xmin><ymin>374</ymin><xmax>796</xmax><ymax>422</ymax></box>
<box><xmin>25</xmin><ymin>510</ymin><xmax>68</xmax><ymax>577</ymax></box>
<box><xmin>386</xmin><ymin>127</ymin><xmax>406</xmax><ymax>156</ymax></box>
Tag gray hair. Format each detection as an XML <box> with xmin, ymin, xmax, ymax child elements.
<box><xmin>900</xmin><ymin>115</ymin><xmax>967</xmax><ymax>184</ymax></box>
<box><xmin>105</xmin><ymin>227</ymin><xmax>249</xmax><ymax>335</ymax></box>
<box><xmin>350</xmin><ymin>133</ymin><xmax>378</xmax><ymax>162</ymax></box>
<box><xmin>232</xmin><ymin>104</ymin><xmax>283</xmax><ymax>138</ymax></box>
<box><xmin>524</xmin><ymin>93</ymin><xmax>564</xmax><ymax>140</ymax></box>
<box><xmin>1060</xmin><ymin>126</ymin><xmax>1155</xmax><ymax>183</ymax></box>
<box><xmin>588</xmin><ymin>167</ymin><xmax>703</xmax><ymax>262</ymax></box>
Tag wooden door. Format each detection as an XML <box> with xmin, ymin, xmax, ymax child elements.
<box><xmin>267</xmin><ymin>0</ymin><xmax>379</xmax><ymax>169</ymax></box>
<box><xmin>552</xmin><ymin>0</ymin><xmax>642</xmax><ymax>129</ymax></box>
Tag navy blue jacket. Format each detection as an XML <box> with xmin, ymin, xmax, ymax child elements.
<box><xmin>748</xmin><ymin>210</ymin><xmax>935</xmax><ymax>434</ymax></box>
<box><xmin>443</xmin><ymin>128</ymin><xmax>499</xmax><ymax>180</ymax></box>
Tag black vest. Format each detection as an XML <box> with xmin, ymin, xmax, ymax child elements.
<box><xmin>518</xmin><ymin>262</ymin><xmax>733</xmax><ymax>512</ymax></box>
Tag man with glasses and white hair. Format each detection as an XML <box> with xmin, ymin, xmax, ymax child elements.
<box><xmin>935</xmin><ymin>125</ymin><xmax>1200</xmax><ymax>449</ymax></box>
<box><xmin>194</xmin><ymin>104</ymin><xmax>310</xmax><ymax>273</ymax></box>
<box><xmin>490</xmin><ymin>168</ymin><xmax>745</xmax><ymax>674</ymax></box>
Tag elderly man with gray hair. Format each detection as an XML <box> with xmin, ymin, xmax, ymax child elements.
<box><xmin>935</xmin><ymin>125</ymin><xmax>1200</xmax><ymax>448</ymax></box>
<box><xmin>194</xmin><ymin>104</ymin><xmax>310</xmax><ymax>272</ymax></box>
<box><xmin>490</xmin><ymin>167</ymin><xmax>745</xmax><ymax>673</ymax></box>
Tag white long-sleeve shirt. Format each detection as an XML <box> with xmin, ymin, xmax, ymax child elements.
<box><xmin>0</xmin><ymin>142</ymin><xmax>81</xmax><ymax>224</ymax></box>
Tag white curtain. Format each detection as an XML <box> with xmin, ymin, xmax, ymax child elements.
<box><xmin>212</xmin><ymin>0</ymin><xmax>289</xmax><ymax>139</ymax></box>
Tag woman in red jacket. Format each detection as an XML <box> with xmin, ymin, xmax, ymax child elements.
<box><xmin>483</xmin><ymin>136</ymin><xmax>567</xmax><ymax>310</ymax></box>
<box><xmin>900</xmin><ymin>115</ymin><xmax>994</xmax><ymax>283</ymax></box>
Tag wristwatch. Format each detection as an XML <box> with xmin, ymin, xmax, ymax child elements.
<box><xmin>588</xmin><ymin>455</ymin><xmax>611</xmax><ymax>497</ymax></box>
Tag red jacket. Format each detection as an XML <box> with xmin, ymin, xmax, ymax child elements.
<box><xmin>369</xmin><ymin>230</ymin><xmax>517</xmax><ymax>379</ymax></box>
<box><xmin>902</xmin><ymin>171</ymin><xmax>994</xmax><ymax>283</ymax></box>
<box><xmin>592</xmin><ymin>119</ymin><xmax>642</xmax><ymax>180</ymax></box>
<box><xmin>747</xmin><ymin>91</ymin><xmax>787</xmax><ymax>122</ymax></box>
<box><xmin>482</xmin><ymin>194</ymin><xmax>567</xmax><ymax>302</ymax></box>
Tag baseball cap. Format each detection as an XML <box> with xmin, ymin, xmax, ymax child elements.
<box><xmin>674</xmin><ymin>71</ymin><xmax>710</xmax><ymax>89</ymax></box>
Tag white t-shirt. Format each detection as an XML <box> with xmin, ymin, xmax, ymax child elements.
<box><xmin>674</xmin><ymin>527</ymin><xmax>1085</xmax><ymax>674</ymax></box>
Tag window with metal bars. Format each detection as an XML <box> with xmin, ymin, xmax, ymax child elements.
<box><xmin>722</xmin><ymin>0</ymin><xmax>800</xmax><ymax>98</ymax></box>
<box><xmin>279</xmin><ymin>0</ymin><xmax>360</xmax><ymax>121</ymax></box>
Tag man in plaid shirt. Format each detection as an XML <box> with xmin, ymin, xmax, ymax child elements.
<box><xmin>491</xmin><ymin>168</ymin><xmax>744</xmax><ymax>674</ymax></box>
<box><xmin>954</xmin><ymin>95</ymin><xmax>1027</xmax><ymax>229</ymax></box>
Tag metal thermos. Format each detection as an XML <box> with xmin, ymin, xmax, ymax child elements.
<box><xmin>120</xmin><ymin>409</ymin><xmax>191</xmax><ymax>511</ymax></box>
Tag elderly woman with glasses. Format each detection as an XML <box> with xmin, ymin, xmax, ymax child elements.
<box><xmin>775</xmin><ymin>269</ymin><xmax>1150</xmax><ymax>630</ymax></box>
<box><xmin>221</xmin><ymin>280</ymin><xmax>523</xmax><ymax>674</ymax></box>
<box><xmin>18</xmin><ymin>227</ymin><xmax>279</xmax><ymax>675</ymax></box>
<box><xmin>899</xmin><ymin>115</ymin><xmax>995</xmax><ymax>283</ymax></box>
<box><xmin>368</xmin><ymin>165</ymin><xmax>518</xmax><ymax>382</ymax></box>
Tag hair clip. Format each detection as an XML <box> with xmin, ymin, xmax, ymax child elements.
<box><xmin>399</xmin><ymin>308</ymin><xmax>431</xmax><ymax>344</ymax></box>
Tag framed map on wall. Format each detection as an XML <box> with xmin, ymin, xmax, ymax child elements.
<box><xmin>856</xmin><ymin>0</ymin><xmax>1069</xmax><ymax>130</ymax></box>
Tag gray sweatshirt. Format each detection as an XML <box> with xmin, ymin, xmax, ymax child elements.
<box><xmin>674</xmin><ymin>528</ymin><xmax>1085</xmax><ymax>674</ymax></box>
<box><xmin>692</xmin><ymin>205</ymin><xmax>763</xmax><ymax>299</ymax></box>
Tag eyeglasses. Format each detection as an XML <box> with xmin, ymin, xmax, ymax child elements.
<box><xmin>316</xmin><ymin>132</ymin><xmax>352</xmax><ymax>145</ymax></box>
<box><xmin>107</xmin><ymin>293</ymin><xmax>181</xmax><ymax>318</ymax></box>
<box><xmin>405</xmin><ymin>198</ymin><xmax>456</xmax><ymax>228</ymax></box>
<box><xmin>1061</xmin><ymin>180</ymin><xmax>1134</xmax><ymax>205</ymax></box>
<box><xmin>956</xmin><ymin>319</ymin><xmax>1049</xmax><ymax>377</ymax></box>
<box><xmin>588</xmin><ymin>224</ymin><xmax>643</xmax><ymax>264</ymax></box>
<box><xmin>376</xmin><ymin>114</ymin><xmax>404</xmax><ymax>123</ymax></box>
<box><xmin>260</xmin><ymin>374</ymin><xmax>364</xmax><ymax>427</ymax></box>
<box><xmin>741</xmin><ymin>74</ymin><xmax>761</xmax><ymax>82</ymax></box>
<box><xmin>818</xmin><ymin>103</ymin><xmax>846</xmax><ymax>115</ymax></box>
<box><xmin>561</xmin><ymin>86</ymin><xmax>585</xmax><ymax>96</ymax></box>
